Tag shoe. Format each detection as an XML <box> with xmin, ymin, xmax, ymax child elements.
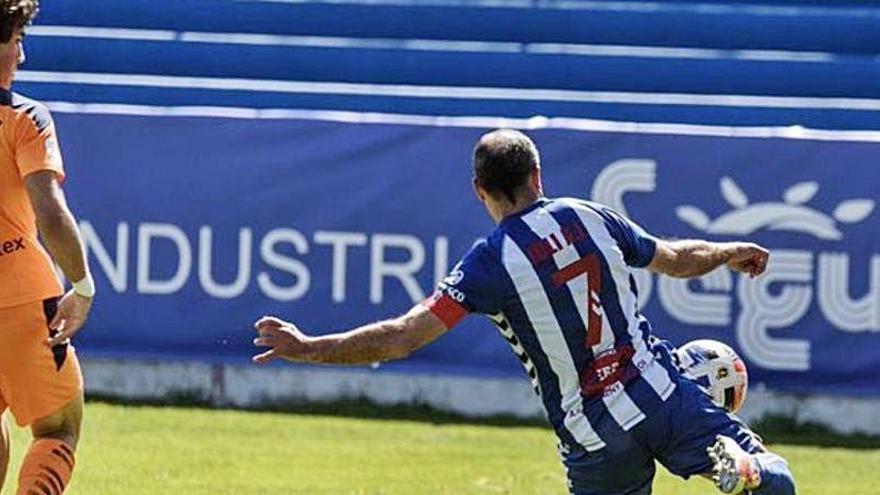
<box><xmin>707</xmin><ymin>435</ymin><xmax>762</xmax><ymax>494</ymax></box>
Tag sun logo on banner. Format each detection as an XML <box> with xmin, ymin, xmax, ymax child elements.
<box><xmin>675</xmin><ymin>177</ymin><xmax>874</xmax><ymax>240</ymax></box>
<box><xmin>590</xmin><ymin>159</ymin><xmax>880</xmax><ymax>372</ymax></box>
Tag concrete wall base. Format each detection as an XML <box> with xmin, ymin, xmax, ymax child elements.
<box><xmin>82</xmin><ymin>358</ymin><xmax>880</xmax><ymax>436</ymax></box>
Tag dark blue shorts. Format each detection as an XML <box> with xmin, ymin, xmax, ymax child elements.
<box><xmin>563</xmin><ymin>377</ymin><xmax>764</xmax><ymax>495</ymax></box>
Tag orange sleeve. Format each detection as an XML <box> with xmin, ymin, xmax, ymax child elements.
<box><xmin>15</xmin><ymin>108</ymin><xmax>65</xmax><ymax>181</ymax></box>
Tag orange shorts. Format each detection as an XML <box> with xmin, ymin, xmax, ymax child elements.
<box><xmin>0</xmin><ymin>298</ymin><xmax>83</xmax><ymax>427</ymax></box>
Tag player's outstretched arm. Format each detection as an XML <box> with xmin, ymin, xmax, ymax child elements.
<box><xmin>648</xmin><ymin>239</ymin><xmax>769</xmax><ymax>279</ymax></box>
<box><xmin>252</xmin><ymin>304</ymin><xmax>450</xmax><ymax>365</ymax></box>
<box><xmin>25</xmin><ymin>170</ymin><xmax>93</xmax><ymax>346</ymax></box>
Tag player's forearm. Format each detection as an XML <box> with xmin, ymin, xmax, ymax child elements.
<box><xmin>35</xmin><ymin>202</ymin><xmax>88</xmax><ymax>284</ymax></box>
<box><xmin>302</xmin><ymin>319</ymin><xmax>417</xmax><ymax>365</ymax></box>
<box><xmin>658</xmin><ymin>240</ymin><xmax>733</xmax><ymax>278</ymax></box>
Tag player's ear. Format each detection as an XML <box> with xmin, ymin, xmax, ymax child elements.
<box><xmin>530</xmin><ymin>167</ymin><xmax>543</xmax><ymax>195</ymax></box>
<box><xmin>473</xmin><ymin>178</ymin><xmax>488</xmax><ymax>203</ymax></box>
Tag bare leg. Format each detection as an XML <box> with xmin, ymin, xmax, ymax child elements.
<box><xmin>29</xmin><ymin>394</ymin><xmax>83</xmax><ymax>449</ymax></box>
<box><xmin>16</xmin><ymin>394</ymin><xmax>83</xmax><ymax>494</ymax></box>
<box><xmin>0</xmin><ymin>412</ymin><xmax>10</xmax><ymax>492</ymax></box>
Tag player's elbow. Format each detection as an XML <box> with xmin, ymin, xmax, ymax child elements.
<box><xmin>26</xmin><ymin>171</ymin><xmax>71</xmax><ymax>229</ymax></box>
<box><xmin>33</xmin><ymin>202</ymin><xmax>69</xmax><ymax>236</ymax></box>
<box><xmin>379</xmin><ymin>338</ymin><xmax>418</xmax><ymax>362</ymax></box>
<box><xmin>387</xmin><ymin>333</ymin><xmax>421</xmax><ymax>361</ymax></box>
<box><xmin>384</xmin><ymin>319</ymin><xmax>429</xmax><ymax>361</ymax></box>
<box><xmin>385</xmin><ymin>343</ymin><xmax>414</xmax><ymax>361</ymax></box>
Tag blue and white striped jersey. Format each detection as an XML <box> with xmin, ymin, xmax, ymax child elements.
<box><xmin>425</xmin><ymin>197</ymin><xmax>677</xmax><ymax>453</ymax></box>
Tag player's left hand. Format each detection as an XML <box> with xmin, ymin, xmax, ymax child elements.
<box><xmin>252</xmin><ymin>316</ymin><xmax>313</xmax><ymax>364</ymax></box>
<box><xmin>725</xmin><ymin>242</ymin><xmax>770</xmax><ymax>278</ymax></box>
<box><xmin>46</xmin><ymin>289</ymin><xmax>93</xmax><ymax>347</ymax></box>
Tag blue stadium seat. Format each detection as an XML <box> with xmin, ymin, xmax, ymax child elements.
<box><xmin>18</xmin><ymin>0</ymin><xmax>880</xmax><ymax>129</ymax></box>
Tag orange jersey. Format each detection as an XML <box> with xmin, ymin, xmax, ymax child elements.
<box><xmin>0</xmin><ymin>90</ymin><xmax>65</xmax><ymax>308</ymax></box>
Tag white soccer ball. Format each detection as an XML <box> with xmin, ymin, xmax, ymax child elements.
<box><xmin>675</xmin><ymin>339</ymin><xmax>748</xmax><ymax>413</ymax></box>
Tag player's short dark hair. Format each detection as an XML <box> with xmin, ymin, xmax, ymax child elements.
<box><xmin>0</xmin><ymin>0</ymin><xmax>38</xmax><ymax>44</ymax></box>
<box><xmin>473</xmin><ymin>129</ymin><xmax>540</xmax><ymax>204</ymax></box>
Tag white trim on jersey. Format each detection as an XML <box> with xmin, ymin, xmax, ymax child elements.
<box><xmin>564</xmin><ymin>199</ymin><xmax>676</xmax><ymax>408</ymax></box>
<box><xmin>520</xmin><ymin>206</ymin><xmax>646</xmax><ymax>431</ymax></box>
<box><xmin>488</xmin><ymin>312</ymin><xmax>542</xmax><ymax>396</ymax></box>
<box><xmin>501</xmin><ymin>235</ymin><xmax>606</xmax><ymax>451</ymax></box>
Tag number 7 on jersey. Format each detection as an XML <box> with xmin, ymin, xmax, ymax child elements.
<box><xmin>551</xmin><ymin>254</ymin><xmax>603</xmax><ymax>347</ymax></box>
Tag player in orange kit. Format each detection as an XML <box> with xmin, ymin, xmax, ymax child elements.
<box><xmin>0</xmin><ymin>2</ymin><xmax>95</xmax><ymax>493</ymax></box>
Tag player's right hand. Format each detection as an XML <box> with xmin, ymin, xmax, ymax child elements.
<box><xmin>725</xmin><ymin>243</ymin><xmax>770</xmax><ymax>278</ymax></box>
<box><xmin>47</xmin><ymin>289</ymin><xmax>93</xmax><ymax>347</ymax></box>
<box><xmin>252</xmin><ymin>316</ymin><xmax>314</xmax><ymax>364</ymax></box>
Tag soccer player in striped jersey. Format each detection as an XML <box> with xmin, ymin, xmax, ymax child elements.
<box><xmin>252</xmin><ymin>129</ymin><xmax>796</xmax><ymax>495</ymax></box>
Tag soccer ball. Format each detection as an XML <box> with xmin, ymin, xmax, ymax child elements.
<box><xmin>675</xmin><ymin>339</ymin><xmax>748</xmax><ymax>413</ymax></box>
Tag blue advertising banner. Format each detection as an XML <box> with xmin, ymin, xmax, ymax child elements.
<box><xmin>55</xmin><ymin>110</ymin><xmax>880</xmax><ymax>396</ymax></box>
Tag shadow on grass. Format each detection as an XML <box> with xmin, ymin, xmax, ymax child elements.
<box><xmin>85</xmin><ymin>393</ymin><xmax>549</xmax><ymax>428</ymax></box>
<box><xmin>85</xmin><ymin>393</ymin><xmax>880</xmax><ymax>448</ymax></box>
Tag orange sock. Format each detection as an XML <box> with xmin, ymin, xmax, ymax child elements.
<box><xmin>16</xmin><ymin>439</ymin><xmax>75</xmax><ymax>495</ymax></box>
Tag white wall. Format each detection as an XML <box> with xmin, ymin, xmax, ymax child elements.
<box><xmin>82</xmin><ymin>357</ymin><xmax>880</xmax><ymax>436</ymax></box>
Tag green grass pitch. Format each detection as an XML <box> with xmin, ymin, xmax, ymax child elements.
<box><xmin>1</xmin><ymin>402</ymin><xmax>877</xmax><ymax>494</ymax></box>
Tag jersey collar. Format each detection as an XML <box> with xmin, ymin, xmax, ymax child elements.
<box><xmin>500</xmin><ymin>197</ymin><xmax>549</xmax><ymax>225</ymax></box>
